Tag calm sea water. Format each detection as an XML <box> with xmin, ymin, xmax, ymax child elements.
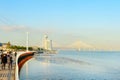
<box><xmin>20</xmin><ymin>50</ymin><xmax>120</xmax><ymax>80</ymax></box>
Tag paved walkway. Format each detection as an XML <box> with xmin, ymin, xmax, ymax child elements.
<box><xmin>0</xmin><ymin>64</ymin><xmax>15</xmax><ymax>80</ymax></box>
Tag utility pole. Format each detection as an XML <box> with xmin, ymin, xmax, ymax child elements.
<box><xmin>26</xmin><ymin>32</ymin><xmax>29</xmax><ymax>52</ymax></box>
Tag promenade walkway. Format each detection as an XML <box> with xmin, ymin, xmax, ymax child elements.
<box><xmin>0</xmin><ymin>64</ymin><xmax>15</xmax><ymax>80</ymax></box>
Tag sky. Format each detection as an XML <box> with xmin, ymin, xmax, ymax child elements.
<box><xmin>0</xmin><ymin>0</ymin><xmax>120</xmax><ymax>50</ymax></box>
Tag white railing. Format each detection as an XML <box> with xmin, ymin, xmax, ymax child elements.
<box><xmin>15</xmin><ymin>51</ymin><xmax>36</xmax><ymax>80</ymax></box>
<box><xmin>15</xmin><ymin>51</ymin><xmax>26</xmax><ymax>80</ymax></box>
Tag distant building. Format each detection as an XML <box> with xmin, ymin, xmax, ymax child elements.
<box><xmin>47</xmin><ymin>40</ymin><xmax>52</xmax><ymax>50</ymax></box>
<box><xmin>49</xmin><ymin>40</ymin><xmax>52</xmax><ymax>50</ymax></box>
<box><xmin>44</xmin><ymin>35</ymin><xmax>48</xmax><ymax>50</ymax></box>
<box><xmin>43</xmin><ymin>35</ymin><xmax>52</xmax><ymax>50</ymax></box>
<box><xmin>0</xmin><ymin>42</ymin><xmax>11</xmax><ymax>50</ymax></box>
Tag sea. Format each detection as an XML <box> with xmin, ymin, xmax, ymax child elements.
<box><xmin>20</xmin><ymin>50</ymin><xmax>120</xmax><ymax>80</ymax></box>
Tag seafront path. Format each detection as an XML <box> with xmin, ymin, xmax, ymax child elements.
<box><xmin>0</xmin><ymin>64</ymin><xmax>15</xmax><ymax>80</ymax></box>
<box><xmin>0</xmin><ymin>52</ymin><xmax>16</xmax><ymax>80</ymax></box>
<box><xmin>0</xmin><ymin>51</ymin><xmax>35</xmax><ymax>80</ymax></box>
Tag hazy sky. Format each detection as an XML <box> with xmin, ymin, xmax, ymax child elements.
<box><xmin>0</xmin><ymin>0</ymin><xmax>120</xmax><ymax>50</ymax></box>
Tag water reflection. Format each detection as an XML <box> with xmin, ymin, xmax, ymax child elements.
<box><xmin>35</xmin><ymin>55</ymin><xmax>91</xmax><ymax>65</ymax></box>
<box><xmin>20</xmin><ymin>51</ymin><xmax>120</xmax><ymax>80</ymax></box>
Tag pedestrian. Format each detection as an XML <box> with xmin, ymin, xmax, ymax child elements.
<box><xmin>0</xmin><ymin>53</ymin><xmax>3</xmax><ymax>70</ymax></box>
<box><xmin>1</xmin><ymin>54</ymin><xmax>7</xmax><ymax>70</ymax></box>
<box><xmin>14</xmin><ymin>52</ymin><xmax>17</xmax><ymax>58</ymax></box>
<box><xmin>8</xmin><ymin>55</ymin><xmax>13</xmax><ymax>70</ymax></box>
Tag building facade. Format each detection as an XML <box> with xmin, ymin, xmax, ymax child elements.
<box><xmin>43</xmin><ymin>35</ymin><xmax>52</xmax><ymax>50</ymax></box>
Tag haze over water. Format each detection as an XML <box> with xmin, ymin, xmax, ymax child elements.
<box><xmin>20</xmin><ymin>50</ymin><xmax>120</xmax><ymax>80</ymax></box>
<box><xmin>0</xmin><ymin>1</ymin><xmax>120</xmax><ymax>80</ymax></box>
<box><xmin>0</xmin><ymin>0</ymin><xmax>120</xmax><ymax>50</ymax></box>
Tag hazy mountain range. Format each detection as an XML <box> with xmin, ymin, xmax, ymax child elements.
<box><xmin>53</xmin><ymin>40</ymin><xmax>94</xmax><ymax>50</ymax></box>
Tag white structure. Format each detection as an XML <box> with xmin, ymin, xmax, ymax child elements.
<box><xmin>49</xmin><ymin>40</ymin><xmax>52</xmax><ymax>50</ymax></box>
<box><xmin>44</xmin><ymin>35</ymin><xmax>48</xmax><ymax>50</ymax></box>
<box><xmin>43</xmin><ymin>35</ymin><xmax>52</xmax><ymax>50</ymax></box>
<box><xmin>26</xmin><ymin>32</ymin><xmax>29</xmax><ymax>52</ymax></box>
<box><xmin>47</xmin><ymin>40</ymin><xmax>52</xmax><ymax>50</ymax></box>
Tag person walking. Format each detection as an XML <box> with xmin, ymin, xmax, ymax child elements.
<box><xmin>7</xmin><ymin>55</ymin><xmax>13</xmax><ymax>70</ymax></box>
<box><xmin>1</xmin><ymin>54</ymin><xmax>7</xmax><ymax>70</ymax></box>
<box><xmin>0</xmin><ymin>53</ymin><xmax>2</xmax><ymax>70</ymax></box>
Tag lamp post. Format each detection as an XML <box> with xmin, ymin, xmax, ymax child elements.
<box><xmin>26</xmin><ymin>32</ymin><xmax>29</xmax><ymax>52</ymax></box>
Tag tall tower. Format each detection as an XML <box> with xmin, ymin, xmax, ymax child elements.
<box><xmin>44</xmin><ymin>35</ymin><xmax>48</xmax><ymax>50</ymax></box>
<box><xmin>49</xmin><ymin>40</ymin><xmax>52</xmax><ymax>50</ymax></box>
<box><xmin>43</xmin><ymin>35</ymin><xmax>53</xmax><ymax>50</ymax></box>
<box><xmin>47</xmin><ymin>40</ymin><xmax>52</xmax><ymax>50</ymax></box>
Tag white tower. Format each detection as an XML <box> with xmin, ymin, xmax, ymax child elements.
<box><xmin>49</xmin><ymin>40</ymin><xmax>52</xmax><ymax>50</ymax></box>
<box><xmin>43</xmin><ymin>35</ymin><xmax>52</xmax><ymax>50</ymax></box>
<box><xmin>44</xmin><ymin>35</ymin><xmax>48</xmax><ymax>50</ymax></box>
<box><xmin>47</xmin><ymin>40</ymin><xmax>51</xmax><ymax>50</ymax></box>
<box><xmin>26</xmin><ymin>32</ymin><xmax>29</xmax><ymax>52</ymax></box>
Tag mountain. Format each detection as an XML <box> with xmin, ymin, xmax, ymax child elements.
<box><xmin>68</xmin><ymin>41</ymin><xmax>94</xmax><ymax>49</ymax></box>
<box><xmin>51</xmin><ymin>40</ymin><xmax>94</xmax><ymax>50</ymax></box>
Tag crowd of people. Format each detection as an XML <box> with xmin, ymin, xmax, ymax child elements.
<box><xmin>0</xmin><ymin>51</ymin><xmax>17</xmax><ymax>70</ymax></box>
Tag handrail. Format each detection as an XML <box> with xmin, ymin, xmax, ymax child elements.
<box><xmin>15</xmin><ymin>52</ymin><xmax>24</xmax><ymax>80</ymax></box>
<box><xmin>15</xmin><ymin>51</ymin><xmax>35</xmax><ymax>80</ymax></box>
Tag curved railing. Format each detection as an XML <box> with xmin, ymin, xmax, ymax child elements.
<box><xmin>15</xmin><ymin>51</ymin><xmax>35</xmax><ymax>80</ymax></box>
